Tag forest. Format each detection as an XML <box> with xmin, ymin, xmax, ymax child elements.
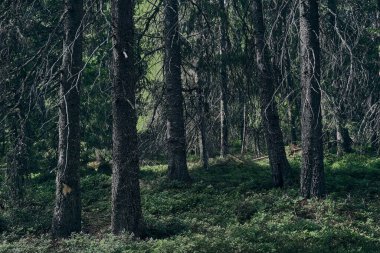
<box><xmin>0</xmin><ymin>0</ymin><xmax>379</xmax><ymax>252</ymax></box>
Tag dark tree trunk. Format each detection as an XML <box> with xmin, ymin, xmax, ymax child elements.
<box><xmin>336</xmin><ymin>116</ymin><xmax>352</xmax><ymax>157</ymax></box>
<box><xmin>253</xmin><ymin>128</ymin><xmax>262</xmax><ymax>158</ymax></box>
<box><xmin>3</xmin><ymin>3</ymin><xmax>29</xmax><ymax>208</ymax></box>
<box><xmin>164</xmin><ymin>0</ymin><xmax>191</xmax><ymax>182</ymax></box>
<box><xmin>336</xmin><ymin>126</ymin><xmax>344</xmax><ymax>157</ymax></box>
<box><xmin>241</xmin><ymin>103</ymin><xmax>247</xmax><ymax>154</ymax></box>
<box><xmin>0</xmin><ymin>127</ymin><xmax>4</xmax><ymax>158</ymax></box>
<box><xmin>219</xmin><ymin>0</ymin><xmax>229</xmax><ymax>158</ymax></box>
<box><xmin>110</xmin><ymin>0</ymin><xmax>143</xmax><ymax>235</ymax></box>
<box><xmin>375</xmin><ymin>0</ymin><xmax>380</xmax><ymax>155</ymax></box>
<box><xmin>371</xmin><ymin>131</ymin><xmax>379</xmax><ymax>153</ymax></box>
<box><xmin>299</xmin><ymin>0</ymin><xmax>325</xmax><ymax>198</ymax></box>
<box><xmin>6</xmin><ymin>110</ymin><xmax>27</xmax><ymax>206</ymax></box>
<box><xmin>52</xmin><ymin>0</ymin><xmax>83</xmax><ymax>238</ymax></box>
<box><xmin>288</xmin><ymin>103</ymin><xmax>297</xmax><ymax>145</ymax></box>
<box><xmin>252</xmin><ymin>0</ymin><xmax>291</xmax><ymax>188</ymax></box>
<box><xmin>378</xmin><ymin>0</ymin><xmax>380</xmax><ymax>41</ymax></box>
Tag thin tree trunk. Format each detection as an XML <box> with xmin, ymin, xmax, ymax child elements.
<box><xmin>241</xmin><ymin>103</ymin><xmax>247</xmax><ymax>154</ymax></box>
<box><xmin>164</xmin><ymin>0</ymin><xmax>191</xmax><ymax>182</ymax></box>
<box><xmin>285</xmin><ymin>50</ymin><xmax>298</xmax><ymax>146</ymax></box>
<box><xmin>371</xmin><ymin>131</ymin><xmax>379</xmax><ymax>153</ymax></box>
<box><xmin>299</xmin><ymin>0</ymin><xmax>325</xmax><ymax>198</ymax></box>
<box><xmin>195</xmin><ymin>16</ymin><xmax>209</xmax><ymax>170</ymax></box>
<box><xmin>252</xmin><ymin>0</ymin><xmax>291</xmax><ymax>187</ymax></box>
<box><xmin>1</xmin><ymin>126</ymin><xmax>5</xmax><ymax>158</ymax></box>
<box><xmin>288</xmin><ymin>104</ymin><xmax>297</xmax><ymax>145</ymax></box>
<box><xmin>287</xmin><ymin>86</ymin><xmax>298</xmax><ymax>145</ymax></box>
<box><xmin>219</xmin><ymin>0</ymin><xmax>229</xmax><ymax>158</ymax></box>
<box><xmin>375</xmin><ymin>0</ymin><xmax>380</xmax><ymax>155</ymax></box>
<box><xmin>3</xmin><ymin>3</ymin><xmax>28</xmax><ymax>209</ymax></box>
<box><xmin>197</xmin><ymin>72</ymin><xmax>209</xmax><ymax>170</ymax></box>
<box><xmin>254</xmin><ymin>129</ymin><xmax>261</xmax><ymax>157</ymax></box>
<box><xmin>6</xmin><ymin>110</ymin><xmax>27</xmax><ymax>206</ymax></box>
<box><xmin>336</xmin><ymin>115</ymin><xmax>352</xmax><ymax>157</ymax></box>
<box><xmin>52</xmin><ymin>0</ymin><xmax>83</xmax><ymax>238</ymax></box>
<box><xmin>336</xmin><ymin>121</ymin><xmax>344</xmax><ymax>157</ymax></box>
<box><xmin>110</xmin><ymin>0</ymin><xmax>143</xmax><ymax>235</ymax></box>
<box><xmin>242</xmin><ymin>33</ymin><xmax>253</xmax><ymax>155</ymax></box>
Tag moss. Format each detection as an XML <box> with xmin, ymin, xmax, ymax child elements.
<box><xmin>1</xmin><ymin>153</ymin><xmax>380</xmax><ymax>252</ymax></box>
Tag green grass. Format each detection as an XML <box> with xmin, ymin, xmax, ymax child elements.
<box><xmin>1</xmin><ymin>153</ymin><xmax>380</xmax><ymax>252</ymax></box>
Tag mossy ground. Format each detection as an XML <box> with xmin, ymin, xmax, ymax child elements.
<box><xmin>1</xmin><ymin>153</ymin><xmax>380</xmax><ymax>252</ymax></box>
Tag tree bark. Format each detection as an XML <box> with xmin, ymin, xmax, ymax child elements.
<box><xmin>299</xmin><ymin>0</ymin><xmax>325</xmax><ymax>198</ymax></box>
<box><xmin>287</xmin><ymin>103</ymin><xmax>297</xmax><ymax>145</ymax></box>
<box><xmin>241</xmin><ymin>103</ymin><xmax>247</xmax><ymax>154</ymax></box>
<box><xmin>6</xmin><ymin>110</ymin><xmax>27</xmax><ymax>206</ymax></box>
<box><xmin>252</xmin><ymin>0</ymin><xmax>291</xmax><ymax>187</ymax></box>
<box><xmin>219</xmin><ymin>0</ymin><xmax>229</xmax><ymax>158</ymax></box>
<box><xmin>52</xmin><ymin>0</ymin><xmax>83</xmax><ymax>238</ymax></box>
<box><xmin>285</xmin><ymin>50</ymin><xmax>298</xmax><ymax>146</ymax></box>
<box><xmin>195</xmin><ymin>15</ymin><xmax>210</xmax><ymax>170</ymax></box>
<box><xmin>164</xmin><ymin>0</ymin><xmax>191</xmax><ymax>182</ymax></box>
<box><xmin>196</xmin><ymin>70</ymin><xmax>209</xmax><ymax>170</ymax></box>
<box><xmin>336</xmin><ymin>115</ymin><xmax>352</xmax><ymax>157</ymax></box>
<box><xmin>110</xmin><ymin>0</ymin><xmax>143</xmax><ymax>235</ymax></box>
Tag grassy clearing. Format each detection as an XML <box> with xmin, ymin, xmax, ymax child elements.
<box><xmin>1</xmin><ymin>153</ymin><xmax>380</xmax><ymax>252</ymax></box>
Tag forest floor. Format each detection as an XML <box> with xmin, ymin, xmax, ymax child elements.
<box><xmin>1</xmin><ymin>153</ymin><xmax>380</xmax><ymax>252</ymax></box>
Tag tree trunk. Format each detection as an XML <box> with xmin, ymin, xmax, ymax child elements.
<box><xmin>219</xmin><ymin>0</ymin><xmax>229</xmax><ymax>158</ymax></box>
<box><xmin>375</xmin><ymin>0</ymin><xmax>380</xmax><ymax>155</ymax></box>
<box><xmin>299</xmin><ymin>0</ymin><xmax>325</xmax><ymax>198</ymax></box>
<box><xmin>371</xmin><ymin>131</ymin><xmax>379</xmax><ymax>153</ymax></box>
<box><xmin>195</xmin><ymin>16</ymin><xmax>210</xmax><ymax>170</ymax></box>
<box><xmin>288</xmin><ymin>103</ymin><xmax>297</xmax><ymax>145</ymax></box>
<box><xmin>252</xmin><ymin>0</ymin><xmax>291</xmax><ymax>188</ymax></box>
<box><xmin>336</xmin><ymin>116</ymin><xmax>352</xmax><ymax>157</ymax></box>
<box><xmin>197</xmin><ymin>72</ymin><xmax>209</xmax><ymax>170</ymax></box>
<box><xmin>52</xmin><ymin>0</ymin><xmax>83</xmax><ymax>238</ymax></box>
<box><xmin>242</xmin><ymin>33</ymin><xmax>253</xmax><ymax>155</ymax></box>
<box><xmin>164</xmin><ymin>0</ymin><xmax>191</xmax><ymax>182</ymax></box>
<box><xmin>241</xmin><ymin>103</ymin><xmax>247</xmax><ymax>154</ymax></box>
<box><xmin>0</xmin><ymin>127</ymin><xmax>4</xmax><ymax>158</ymax></box>
<box><xmin>285</xmin><ymin>50</ymin><xmax>298</xmax><ymax>146</ymax></box>
<box><xmin>110</xmin><ymin>0</ymin><xmax>143</xmax><ymax>235</ymax></box>
<box><xmin>6</xmin><ymin>110</ymin><xmax>27</xmax><ymax>206</ymax></box>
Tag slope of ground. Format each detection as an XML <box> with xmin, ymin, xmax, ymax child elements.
<box><xmin>1</xmin><ymin>153</ymin><xmax>380</xmax><ymax>252</ymax></box>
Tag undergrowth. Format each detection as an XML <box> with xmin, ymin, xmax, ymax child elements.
<box><xmin>1</xmin><ymin>153</ymin><xmax>380</xmax><ymax>252</ymax></box>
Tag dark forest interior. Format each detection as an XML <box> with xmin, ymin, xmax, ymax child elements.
<box><xmin>0</xmin><ymin>0</ymin><xmax>379</xmax><ymax>252</ymax></box>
